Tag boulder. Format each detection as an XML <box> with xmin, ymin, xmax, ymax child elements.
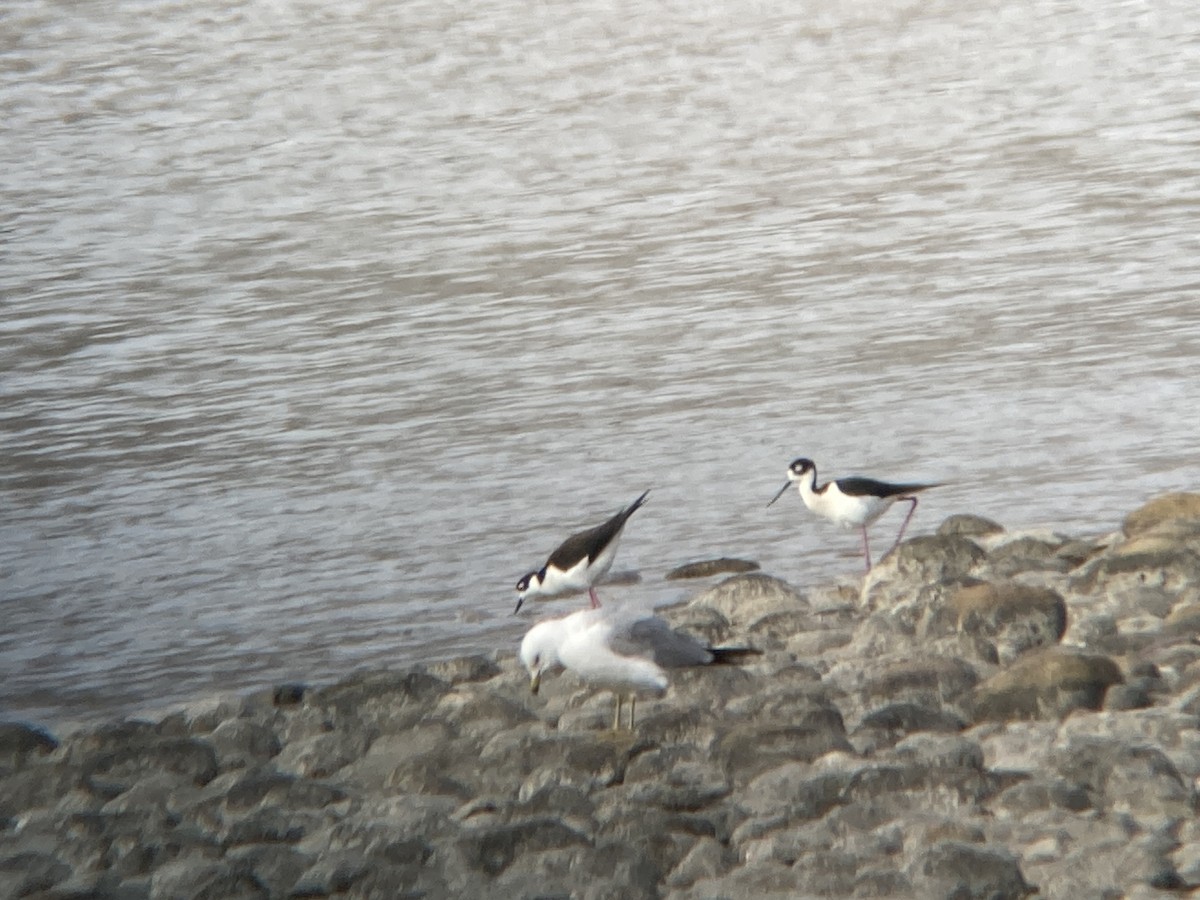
<box><xmin>666</xmin><ymin>558</ymin><xmax>761</xmax><ymax>580</ymax></box>
<box><xmin>971</xmin><ymin>649</ymin><xmax>1123</xmax><ymax>721</ymax></box>
<box><xmin>950</xmin><ymin>582</ymin><xmax>1067</xmax><ymax>663</ymax></box>
<box><xmin>686</xmin><ymin>573</ymin><xmax>806</xmax><ymax>625</ymax></box>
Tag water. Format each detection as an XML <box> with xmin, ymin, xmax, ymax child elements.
<box><xmin>2</xmin><ymin>0</ymin><xmax>1198</xmax><ymax>728</ymax></box>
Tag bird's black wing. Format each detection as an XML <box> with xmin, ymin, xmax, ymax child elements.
<box><xmin>545</xmin><ymin>490</ymin><xmax>650</xmax><ymax>567</ymax></box>
<box><xmin>835</xmin><ymin>477</ymin><xmax>940</xmax><ymax>498</ymax></box>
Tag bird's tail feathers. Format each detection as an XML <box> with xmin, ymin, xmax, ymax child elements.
<box><xmin>709</xmin><ymin>646</ymin><xmax>762</xmax><ymax>665</ymax></box>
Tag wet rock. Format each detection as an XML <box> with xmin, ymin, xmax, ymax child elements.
<box><xmin>1163</xmin><ymin>601</ymin><xmax>1200</xmax><ymax>637</ymax></box>
<box><xmin>223</xmin><ymin>767</ymin><xmax>347</xmax><ymax>812</ymax></box>
<box><xmin>991</xmin><ymin>776</ymin><xmax>1092</xmax><ymax>816</ymax></box>
<box><xmin>181</xmin><ymin>694</ymin><xmax>275</xmax><ymax>736</ymax></box>
<box><xmin>207</xmin><ymin>719</ymin><xmax>280</xmax><ymax>771</ymax></box>
<box><xmin>80</xmin><ymin>737</ymin><xmax>219</xmax><ymax>799</ymax></box>
<box><xmin>676</xmin><ymin>859</ymin><xmax>818</xmax><ymax>898</ymax></box>
<box><xmin>718</xmin><ymin>697</ymin><xmax>851</xmax><ymax>784</ymax></box>
<box><xmin>950</xmin><ymin>581</ymin><xmax>1067</xmax><ymax>663</ymax></box>
<box><xmin>273</xmin><ymin>727</ymin><xmax>372</xmax><ymax>779</ymax></box>
<box><xmin>337</xmin><ymin>722</ymin><xmax>460</xmax><ymax>794</ymax></box>
<box><xmin>305</xmin><ymin>667</ymin><xmax>451</xmax><ymax>735</ymax></box>
<box><xmin>1050</xmin><ymin>736</ymin><xmax>1195</xmax><ymax>821</ymax></box>
<box><xmin>433</xmin><ymin>682</ymin><xmax>539</xmax><ymax>738</ymax></box>
<box><xmin>225</xmin><ymin>845</ymin><xmax>310</xmax><ymax>898</ymax></box>
<box><xmin>663</xmin><ymin>835</ymin><xmax>736</xmax><ymax>889</ymax></box>
<box><xmin>938</xmin><ymin>514</ymin><xmax>1005</xmax><ymax>538</ymax></box>
<box><xmin>425</xmin><ymin>653</ymin><xmax>504</xmax><ymax>685</ymax></box>
<box><xmin>0</xmin><ymin>723</ymin><xmax>58</xmax><ymax>777</ymax></box>
<box><xmin>853</xmin><ymin>703</ymin><xmax>967</xmax><ymax>752</ymax></box>
<box><xmin>0</xmin><ymin>850</ymin><xmax>72</xmax><ymax>897</ymax></box>
<box><xmin>971</xmin><ymin>648</ymin><xmax>1123</xmax><ymax>721</ymax></box>
<box><xmin>272</xmin><ymin>683</ymin><xmax>307</xmax><ymax>707</ymax></box>
<box><xmin>289</xmin><ymin>852</ymin><xmax>374</xmax><ymax>896</ymax></box>
<box><xmin>686</xmin><ymin>573</ymin><xmax>806</xmax><ymax>624</ymax></box>
<box><xmin>862</xmin><ymin>534</ymin><xmax>988</xmax><ymax>613</ymax></box>
<box><xmin>1123</xmin><ymin>492</ymin><xmax>1200</xmax><ymax>537</ymax></box>
<box><xmin>986</xmin><ymin>534</ymin><xmax>1076</xmax><ymax>576</ymax></box>
<box><xmin>837</xmin><ymin>654</ymin><xmax>979</xmax><ymax>715</ymax></box>
<box><xmin>451</xmin><ymin>817</ymin><xmax>591</xmax><ymax>878</ymax></box>
<box><xmin>473</xmin><ymin>727</ymin><xmax>637</xmax><ymax>795</ymax></box>
<box><xmin>1070</xmin><ymin>539</ymin><xmax>1200</xmax><ymax>596</ymax></box>
<box><xmin>666</xmin><ymin>558</ymin><xmax>761</xmax><ymax>580</ymax></box>
<box><xmin>908</xmin><ymin>840</ymin><xmax>1034</xmax><ymax>900</ymax></box>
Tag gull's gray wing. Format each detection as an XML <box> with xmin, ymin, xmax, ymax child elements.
<box><xmin>610</xmin><ymin>616</ymin><xmax>714</xmax><ymax>668</ymax></box>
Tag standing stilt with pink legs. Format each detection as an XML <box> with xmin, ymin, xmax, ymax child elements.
<box><xmin>769</xmin><ymin>458</ymin><xmax>940</xmax><ymax>572</ymax></box>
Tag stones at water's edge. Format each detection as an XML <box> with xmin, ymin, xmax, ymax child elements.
<box><xmin>3</xmin><ymin>493</ymin><xmax>1200</xmax><ymax>898</ymax></box>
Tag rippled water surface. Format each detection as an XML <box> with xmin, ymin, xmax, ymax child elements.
<box><xmin>3</xmin><ymin>0</ymin><xmax>1198</xmax><ymax>726</ymax></box>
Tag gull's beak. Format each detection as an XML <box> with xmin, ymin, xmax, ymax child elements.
<box><xmin>513</xmin><ymin>595</ymin><xmax>525</xmax><ymax>616</ymax></box>
<box><xmin>766</xmin><ymin>481</ymin><xmax>791</xmax><ymax>508</ymax></box>
<box><xmin>529</xmin><ymin>670</ymin><xmax>541</xmax><ymax>695</ymax></box>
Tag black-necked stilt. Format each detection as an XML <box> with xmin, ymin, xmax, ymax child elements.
<box><xmin>514</xmin><ymin>490</ymin><xmax>650</xmax><ymax>615</ymax></box>
<box><xmin>767</xmin><ymin>458</ymin><xmax>941</xmax><ymax>570</ymax></box>
<box><xmin>519</xmin><ymin>605</ymin><xmax>756</xmax><ymax>729</ymax></box>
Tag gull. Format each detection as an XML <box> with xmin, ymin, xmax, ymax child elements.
<box><xmin>519</xmin><ymin>605</ymin><xmax>755</xmax><ymax>729</ymax></box>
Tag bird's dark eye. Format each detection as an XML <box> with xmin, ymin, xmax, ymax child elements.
<box><xmin>516</xmin><ymin>576</ymin><xmax>528</xmax><ymax>591</ymax></box>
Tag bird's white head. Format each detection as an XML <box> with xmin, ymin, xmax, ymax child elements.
<box><xmin>519</xmin><ymin>618</ymin><xmax>565</xmax><ymax>694</ymax></box>
<box><xmin>512</xmin><ymin>569</ymin><xmax>544</xmax><ymax>615</ymax></box>
<box><xmin>767</xmin><ymin>457</ymin><xmax>817</xmax><ymax>507</ymax></box>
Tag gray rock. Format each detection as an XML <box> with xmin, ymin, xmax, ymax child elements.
<box><xmin>80</xmin><ymin>737</ymin><xmax>219</xmax><ymax>799</ymax></box>
<box><xmin>718</xmin><ymin>713</ymin><xmax>852</xmax><ymax>785</ymax></box>
<box><xmin>207</xmin><ymin>719</ymin><xmax>280</xmax><ymax>771</ymax></box>
<box><xmin>971</xmin><ymin>648</ymin><xmax>1123</xmax><ymax>721</ymax></box>
<box><xmin>1050</xmin><ymin>736</ymin><xmax>1195</xmax><ymax>821</ymax></box>
<box><xmin>841</xmin><ymin>654</ymin><xmax>979</xmax><ymax>713</ymax></box>
<box><xmin>304</xmin><ymin>667</ymin><xmax>451</xmax><ymax>736</ymax></box>
<box><xmin>222</xmin><ymin>767</ymin><xmax>346</xmax><ymax>811</ymax></box>
<box><xmin>686</xmin><ymin>573</ymin><xmax>807</xmax><ymax>624</ymax></box>
<box><xmin>666</xmin><ymin>558</ymin><xmax>761</xmax><ymax>580</ymax></box>
<box><xmin>853</xmin><ymin>703</ymin><xmax>967</xmax><ymax>752</ymax></box>
<box><xmin>950</xmin><ymin>581</ymin><xmax>1067</xmax><ymax>664</ymax></box>
<box><xmin>937</xmin><ymin>514</ymin><xmax>1005</xmax><ymax>538</ymax></box>
<box><xmin>663</xmin><ymin>836</ymin><xmax>736</xmax><ymax>889</ymax></box>
<box><xmin>0</xmin><ymin>723</ymin><xmax>58</xmax><ymax>778</ymax></box>
<box><xmin>861</xmin><ymin>534</ymin><xmax>988</xmax><ymax>615</ymax></box>
<box><xmin>1123</xmin><ymin>492</ymin><xmax>1200</xmax><ymax>538</ymax></box>
<box><xmin>0</xmin><ymin>850</ymin><xmax>72</xmax><ymax>897</ymax></box>
<box><xmin>451</xmin><ymin>817</ymin><xmax>591</xmax><ymax>878</ymax></box>
<box><xmin>224</xmin><ymin>844</ymin><xmax>310</xmax><ymax>897</ymax></box>
<box><xmin>907</xmin><ymin>840</ymin><xmax>1034</xmax><ymax>900</ymax></box>
<box><xmin>991</xmin><ymin>776</ymin><xmax>1093</xmax><ymax>816</ymax></box>
<box><xmin>425</xmin><ymin>653</ymin><xmax>503</xmax><ymax>685</ymax></box>
<box><xmin>273</xmin><ymin>727</ymin><xmax>370</xmax><ymax>779</ymax></box>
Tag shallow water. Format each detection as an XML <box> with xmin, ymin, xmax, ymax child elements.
<box><xmin>2</xmin><ymin>0</ymin><xmax>1198</xmax><ymax>727</ymax></box>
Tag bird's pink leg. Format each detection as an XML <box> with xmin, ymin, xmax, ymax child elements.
<box><xmin>861</xmin><ymin>526</ymin><xmax>872</xmax><ymax>571</ymax></box>
<box><xmin>890</xmin><ymin>497</ymin><xmax>919</xmax><ymax>551</ymax></box>
<box><xmin>588</xmin><ymin>587</ymin><xmax>601</xmax><ymax>609</ymax></box>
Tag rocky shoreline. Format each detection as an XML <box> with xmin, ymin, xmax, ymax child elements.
<box><xmin>4</xmin><ymin>493</ymin><xmax>1200</xmax><ymax>899</ymax></box>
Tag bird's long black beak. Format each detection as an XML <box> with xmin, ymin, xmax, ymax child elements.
<box><xmin>766</xmin><ymin>481</ymin><xmax>791</xmax><ymax>508</ymax></box>
<box><xmin>513</xmin><ymin>596</ymin><xmax>525</xmax><ymax>616</ymax></box>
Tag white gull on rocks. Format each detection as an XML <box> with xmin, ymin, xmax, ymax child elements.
<box><xmin>519</xmin><ymin>604</ymin><xmax>755</xmax><ymax>729</ymax></box>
